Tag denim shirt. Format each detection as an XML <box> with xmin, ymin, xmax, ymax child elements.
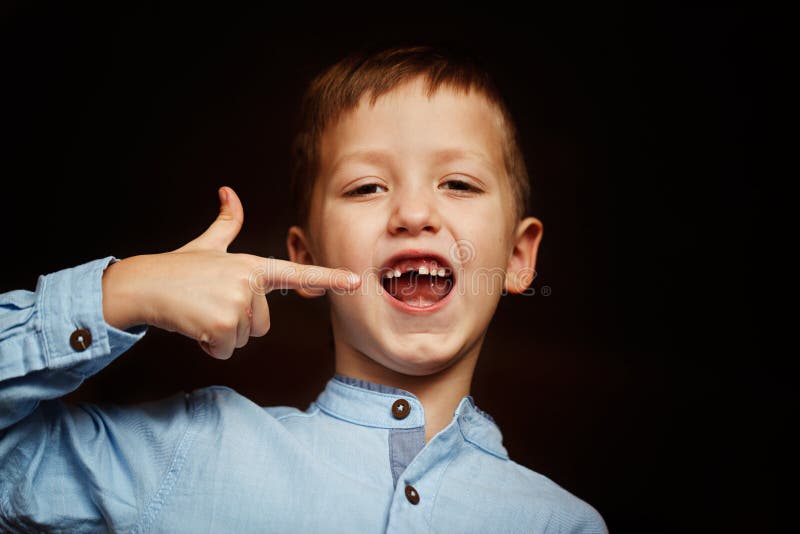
<box><xmin>0</xmin><ymin>256</ymin><xmax>607</xmax><ymax>533</ymax></box>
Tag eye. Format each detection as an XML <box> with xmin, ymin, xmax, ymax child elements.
<box><xmin>344</xmin><ymin>183</ymin><xmax>387</xmax><ymax>197</ymax></box>
<box><xmin>440</xmin><ymin>177</ymin><xmax>482</xmax><ymax>193</ymax></box>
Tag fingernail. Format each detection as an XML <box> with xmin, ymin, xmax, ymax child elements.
<box><xmin>348</xmin><ymin>272</ymin><xmax>360</xmax><ymax>285</ymax></box>
<box><xmin>219</xmin><ymin>187</ymin><xmax>228</xmax><ymax>203</ymax></box>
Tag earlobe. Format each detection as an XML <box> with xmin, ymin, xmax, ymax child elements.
<box><xmin>504</xmin><ymin>217</ymin><xmax>543</xmax><ymax>294</ymax></box>
<box><xmin>286</xmin><ymin>226</ymin><xmax>326</xmax><ymax>298</ymax></box>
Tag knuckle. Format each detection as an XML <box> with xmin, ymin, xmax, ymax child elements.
<box><xmin>232</xmin><ymin>291</ymin><xmax>250</xmax><ymax>309</ymax></box>
<box><xmin>240</xmin><ymin>272</ymin><xmax>261</xmax><ymax>298</ymax></box>
<box><xmin>209</xmin><ymin>319</ymin><xmax>226</xmax><ymax>333</ymax></box>
<box><xmin>226</xmin><ymin>314</ymin><xmax>240</xmax><ymax>329</ymax></box>
<box><xmin>211</xmin><ymin>315</ymin><xmax>237</xmax><ymax>333</ymax></box>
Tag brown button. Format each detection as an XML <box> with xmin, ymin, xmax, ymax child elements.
<box><xmin>405</xmin><ymin>484</ymin><xmax>420</xmax><ymax>505</ymax></box>
<box><xmin>391</xmin><ymin>399</ymin><xmax>410</xmax><ymax>419</ymax></box>
<box><xmin>69</xmin><ymin>328</ymin><xmax>92</xmax><ymax>351</ymax></box>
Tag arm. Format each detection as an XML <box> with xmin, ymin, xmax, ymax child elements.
<box><xmin>0</xmin><ymin>186</ymin><xmax>360</xmax><ymax>529</ymax></box>
<box><xmin>0</xmin><ymin>256</ymin><xmax>186</xmax><ymax>531</ymax></box>
<box><xmin>0</xmin><ymin>186</ymin><xmax>361</xmax><ymax>421</ymax></box>
<box><xmin>0</xmin><ymin>256</ymin><xmax>148</xmax><ymax>430</ymax></box>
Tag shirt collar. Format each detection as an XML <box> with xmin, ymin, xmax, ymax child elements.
<box><xmin>314</xmin><ymin>373</ymin><xmax>508</xmax><ymax>459</ymax></box>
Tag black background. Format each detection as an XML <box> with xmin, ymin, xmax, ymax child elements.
<box><xmin>0</xmin><ymin>5</ymin><xmax>785</xmax><ymax>533</ymax></box>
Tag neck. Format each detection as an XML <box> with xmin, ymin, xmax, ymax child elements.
<box><xmin>334</xmin><ymin>338</ymin><xmax>483</xmax><ymax>443</ymax></box>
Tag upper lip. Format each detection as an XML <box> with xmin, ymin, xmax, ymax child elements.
<box><xmin>379</xmin><ymin>249</ymin><xmax>455</xmax><ymax>276</ymax></box>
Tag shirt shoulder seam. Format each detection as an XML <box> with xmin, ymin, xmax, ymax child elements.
<box><xmin>457</xmin><ymin>418</ymin><xmax>509</xmax><ymax>460</ymax></box>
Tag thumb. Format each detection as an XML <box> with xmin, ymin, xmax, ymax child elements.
<box><xmin>182</xmin><ymin>186</ymin><xmax>244</xmax><ymax>252</ymax></box>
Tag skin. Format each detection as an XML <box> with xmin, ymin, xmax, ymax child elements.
<box><xmin>287</xmin><ymin>77</ymin><xmax>543</xmax><ymax>442</ymax></box>
<box><xmin>101</xmin><ymin>76</ymin><xmax>543</xmax><ymax>443</ymax></box>
<box><xmin>101</xmin><ymin>186</ymin><xmax>361</xmax><ymax>359</ymax></box>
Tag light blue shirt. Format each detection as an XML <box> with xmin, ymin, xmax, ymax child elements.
<box><xmin>0</xmin><ymin>256</ymin><xmax>607</xmax><ymax>533</ymax></box>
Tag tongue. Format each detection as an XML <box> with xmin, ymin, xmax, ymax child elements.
<box><xmin>389</xmin><ymin>274</ymin><xmax>452</xmax><ymax>308</ymax></box>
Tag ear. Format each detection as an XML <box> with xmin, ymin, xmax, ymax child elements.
<box><xmin>504</xmin><ymin>217</ymin><xmax>544</xmax><ymax>294</ymax></box>
<box><xmin>287</xmin><ymin>225</ymin><xmax>326</xmax><ymax>298</ymax></box>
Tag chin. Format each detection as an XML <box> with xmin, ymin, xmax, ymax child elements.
<box><xmin>377</xmin><ymin>343</ymin><xmax>463</xmax><ymax>376</ymax></box>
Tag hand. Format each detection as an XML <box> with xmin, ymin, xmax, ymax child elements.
<box><xmin>102</xmin><ymin>186</ymin><xmax>360</xmax><ymax>359</ymax></box>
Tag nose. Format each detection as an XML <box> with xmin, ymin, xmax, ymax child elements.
<box><xmin>387</xmin><ymin>181</ymin><xmax>441</xmax><ymax>236</ymax></box>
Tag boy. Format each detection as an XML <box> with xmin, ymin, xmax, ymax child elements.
<box><xmin>0</xmin><ymin>45</ymin><xmax>606</xmax><ymax>532</ymax></box>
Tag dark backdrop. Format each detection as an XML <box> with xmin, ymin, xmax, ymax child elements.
<box><xmin>0</xmin><ymin>6</ymin><xmax>783</xmax><ymax>533</ymax></box>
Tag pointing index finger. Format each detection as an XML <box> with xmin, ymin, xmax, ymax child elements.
<box><xmin>248</xmin><ymin>257</ymin><xmax>361</xmax><ymax>295</ymax></box>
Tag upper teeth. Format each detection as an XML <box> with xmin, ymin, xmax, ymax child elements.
<box><xmin>384</xmin><ymin>266</ymin><xmax>448</xmax><ymax>278</ymax></box>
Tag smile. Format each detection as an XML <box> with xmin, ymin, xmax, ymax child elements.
<box><xmin>379</xmin><ymin>253</ymin><xmax>456</xmax><ymax>312</ymax></box>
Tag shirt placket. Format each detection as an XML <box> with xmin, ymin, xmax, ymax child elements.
<box><xmin>384</xmin><ymin>415</ymin><xmax>463</xmax><ymax>533</ymax></box>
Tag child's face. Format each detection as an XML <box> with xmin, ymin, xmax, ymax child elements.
<box><xmin>288</xmin><ymin>77</ymin><xmax>542</xmax><ymax>376</ymax></box>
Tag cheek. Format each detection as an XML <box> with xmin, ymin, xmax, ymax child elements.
<box><xmin>454</xmin><ymin>216</ymin><xmax>513</xmax><ymax>296</ymax></box>
<box><xmin>455</xmin><ymin>205</ymin><xmax>512</xmax><ymax>266</ymax></box>
<box><xmin>315</xmin><ymin>208</ymin><xmax>375</xmax><ymax>271</ymax></box>
<box><xmin>469</xmin><ymin>244</ymin><xmax>510</xmax><ymax>296</ymax></box>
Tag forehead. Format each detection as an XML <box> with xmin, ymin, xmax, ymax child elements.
<box><xmin>318</xmin><ymin>78</ymin><xmax>506</xmax><ymax>175</ymax></box>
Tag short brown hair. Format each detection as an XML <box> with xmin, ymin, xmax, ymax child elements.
<box><xmin>290</xmin><ymin>44</ymin><xmax>530</xmax><ymax>226</ymax></box>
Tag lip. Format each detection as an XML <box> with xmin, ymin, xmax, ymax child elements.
<box><xmin>379</xmin><ymin>249</ymin><xmax>456</xmax><ymax>315</ymax></box>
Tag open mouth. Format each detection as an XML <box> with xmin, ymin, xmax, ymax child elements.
<box><xmin>380</xmin><ymin>256</ymin><xmax>455</xmax><ymax>308</ymax></box>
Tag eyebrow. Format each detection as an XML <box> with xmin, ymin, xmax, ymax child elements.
<box><xmin>330</xmin><ymin>147</ymin><xmax>499</xmax><ymax>175</ymax></box>
<box><xmin>331</xmin><ymin>149</ymin><xmax>393</xmax><ymax>172</ymax></box>
<box><xmin>430</xmin><ymin>148</ymin><xmax>498</xmax><ymax>172</ymax></box>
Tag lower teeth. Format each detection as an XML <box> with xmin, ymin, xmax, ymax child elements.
<box><xmin>382</xmin><ymin>273</ymin><xmax>452</xmax><ymax>308</ymax></box>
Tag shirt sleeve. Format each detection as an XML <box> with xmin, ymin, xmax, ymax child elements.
<box><xmin>0</xmin><ymin>257</ymin><xmax>202</xmax><ymax>531</ymax></box>
<box><xmin>0</xmin><ymin>255</ymin><xmax>147</xmax><ymax>430</ymax></box>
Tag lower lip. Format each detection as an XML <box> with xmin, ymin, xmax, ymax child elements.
<box><xmin>381</xmin><ymin>280</ymin><xmax>456</xmax><ymax>315</ymax></box>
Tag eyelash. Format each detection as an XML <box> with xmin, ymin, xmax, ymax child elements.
<box><xmin>344</xmin><ymin>178</ymin><xmax>482</xmax><ymax>197</ymax></box>
<box><xmin>440</xmin><ymin>179</ymin><xmax>481</xmax><ymax>193</ymax></box>
<box><xmin>344</xmin><ymin>183</ymin><xmax>387</xmax><ymax>196</ymax></box>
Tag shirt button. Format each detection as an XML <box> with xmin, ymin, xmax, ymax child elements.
<box><xmin>69</xmin><ymin>328</ymin><xmax>92</xmax><ymax>351</ymax></box>
<box><xmin>405</xmin><ymin>484</ymin><xmax>420</xmax><ymax>505</ymax></box>
<box><xmin>391</xmin><ymin>399</ymin><xmax>410</xmax><ymax>419</ymax></box>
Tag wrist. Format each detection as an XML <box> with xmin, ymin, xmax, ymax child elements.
<box><xmin>101</xmin><ymin>255</ymin><xmax>149</xmax><ymax>330</ymax></box>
